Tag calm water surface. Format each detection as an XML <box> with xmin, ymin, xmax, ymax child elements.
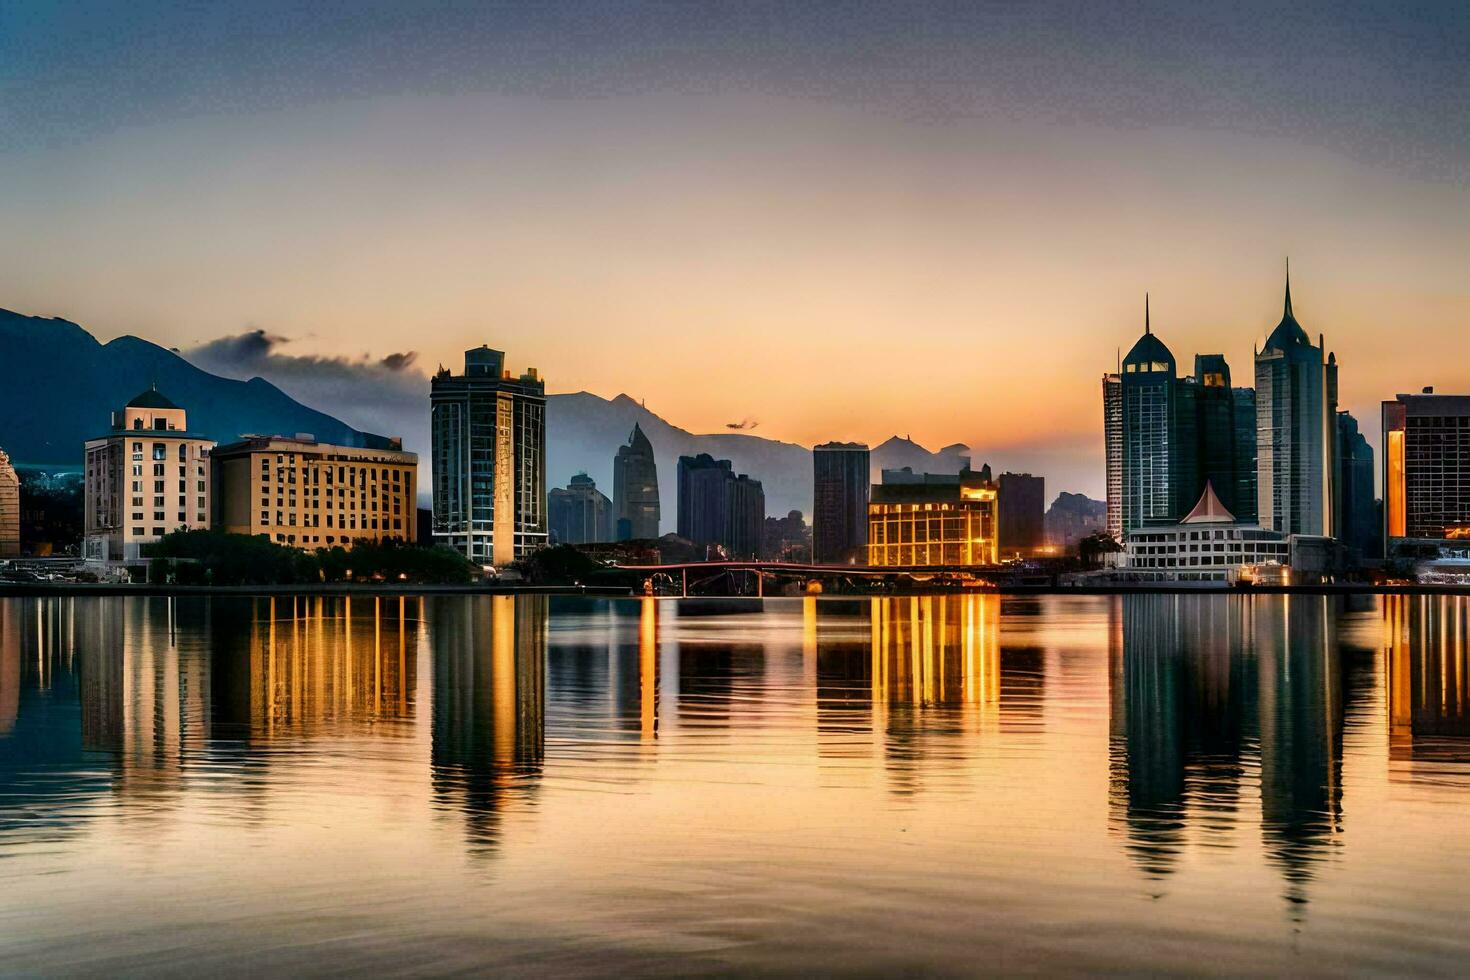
<box><xmin>1</xmin><ymin>593</ymin><xmax>1468</xmax><ymax>975</ymax></box>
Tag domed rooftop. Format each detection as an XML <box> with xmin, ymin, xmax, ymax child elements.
<box><xmin>126</xmin><ymin>386</ymin><xmax>181</xmax><ymax>410</ymax></box>
<box><xmin>1264</xmin><ymin>264</ymin><xmax>1311</xmax><ymax>351</ymax></box>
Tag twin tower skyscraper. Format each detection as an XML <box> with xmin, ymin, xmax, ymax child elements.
<box><xmin>1104</xmin><ymin>268</ymin><xmax>1344</xmax><ymax>542</ymax></box>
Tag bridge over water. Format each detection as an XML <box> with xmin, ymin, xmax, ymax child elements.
<box><xmin>609</xmin><ymin>560</ymin><xmax>1040</xmax><ymax>597</ymax></box>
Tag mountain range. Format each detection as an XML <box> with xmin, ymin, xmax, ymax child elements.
<box><xmin>547</xmin><ymin>392</ymin><xmax>973</xmax><ymax>525</ymax></box>
<box><xmin>0</xmin><ymin>308</ymin><xmax>1083</xmax><ymax>532</ymax></box>
<box><xmin>0</xmin><ymin>309</ymin><xmax>386</xmax><ymax>463</ymax></box>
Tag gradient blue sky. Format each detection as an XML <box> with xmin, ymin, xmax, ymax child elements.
<box><xmin>3</xmin><ymin>1</ymin><xmax>1469</xmax><ymax>495</ymax></box>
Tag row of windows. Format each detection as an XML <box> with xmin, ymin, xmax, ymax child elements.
<box><xmin>259</xmin><ymin>511</ymin><xmax>404</xmax><ymax>531</ymax></box>
<box><xmin>129</xmin><ymin>520</ymin><xmax>203</xmax><ymax>536</ymax></box>
<box><xmin>131</xmin><ymin>511</ymin><xmax>207</xmax><ymax>524</ymax></box>
<box><xmin>1133</xmin><ymin>542</ymin><xmax>1287</xmax><ymax>557</ymax></box>
<box><xmin>1130</xmin><ymin>554</ymin><xmax>1284</xmax><ymax>568</ymax></box>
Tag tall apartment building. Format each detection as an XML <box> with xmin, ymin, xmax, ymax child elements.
<box><xmin>83</xmin><ymin>388</ymin><xmax>213</xmax><ymax>562</ymax></box>
<box><xmin>1102</xmin><ymin>372</ymin><xmax>1123</xmax><ymax>541</ymax></box>
<box><xmin>868</xmin><ymin>467</ymin><xmax>998</xmax><ymax>567</ymax></box>
<box><xmin>211</xmin><ymin>435</ymin><xmax>417</xmax><ymax>549</ymax></box>
<box><xmin>997</xmin><ymin>471</ymin><xmax>1045</xmax><ymax>558</ymax></box>
<box><xmin>813</xmin><ymin>441</ymin><xmax>870</xmax><ymax>564</ymax></box>
<box><xmin>676</xmin><ymin>453</ymin><xmax>765</xmax><ymax>559</ymax></box>
<box><xmin>1255</xmin><ymin>271</ymin><xmax>1337</xmax><ymax>537</ymax></box>
<box><xmin>430</xmin><ymin>346</ymin><xmax>547</xmax><ymax>566</ymax></box>
<box><xmin>1383</xmin><ymin>389</ymin><xmax>1470</xmax><ymax>542</ymax></box>
<box><xmin>613</xmin><ymin>423</ymin><xmax>660</xmax><ymax>540</ymax></box>
<box><xmin>549</xmin><ymin>473</ymin><xmax>613</xmax><ymax>545</ymax></box>
<box><xmin>0</xmin><ymin>446</ymin><xmax>18</xmax><ymax>557</ymax></box>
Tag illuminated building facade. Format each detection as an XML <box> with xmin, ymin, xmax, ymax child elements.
<box><xmin>548</xmin><ymin>473</ymin><xmax>612</xmax><ymax>545</ymax></box>
<box><xmin>1382</xmin><ymin>389</ymin><xmax>1470</xmax><ymax>543</ymax></box>
<box><xmin>997</xmin><ymin>471</ymin><xmax>1045</xmax><ymax>558</ymax></box>
<box><xmin>813</xmin><ymin>441</ymin><xmax>870</xmax><ymax>564</ymax></box>
<box><xmin>211</xmin><ymin>434</ymin><xmax>417</xmax><ymax>549</ymax></box>
<box><xmin>83</xmin><ymin>388</ymin><xmax>213</xmax><ymax>562</ymax></box>
<box><xmin>0</xmin><ymin>446</ymin><xmax>18</xmax><ymax>557</ymax></box>
<box><xmin>867</xmin><ymin>467</ymin><xmax>997</xmax><ymax>566</ymax></box>
<box><xmin>431</xmin><ymin>346</ymin><xmax>547</xmax><ymax>565</ymax></box>
<box><xmin>612</xmin><ymin>423</ymin><xmax>660</xmax><ymax>540</ymax></box>
<box><xmin>1255</xmin><ymin>270</ymin><xmax>1337</xmax><ymax>537</ymax></box>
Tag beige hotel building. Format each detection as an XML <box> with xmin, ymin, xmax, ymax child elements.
<box><xmin>84</xmin><ymin>388</ymin><xmax>213</xmax><ymax>561</ymax></box>
<box><xmin>211</xmin><ymin>435</ymin><xmax>417</xmax><ymax>549</ymax></box>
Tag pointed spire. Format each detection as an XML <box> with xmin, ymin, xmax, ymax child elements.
<box><xmin>1283</xmin><ymin>257</ymin><xmax>1293</xmax><ymax>320</ymax></box>
<box><xmin>1145</xmin><ymin>292</ymin><xmax>1151</xmax><ymax>335</ymax></box>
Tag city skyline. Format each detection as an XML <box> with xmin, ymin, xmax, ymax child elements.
<box><xmin>6</xmin><ymin>4</ymin><xmax>1470</xmax><ymax>498</ymax></box>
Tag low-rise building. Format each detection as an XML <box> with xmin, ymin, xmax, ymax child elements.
<box><xmin>1115</xmin><ymin>481</ymin><xmax>1335</xmax><ymax>584</ymax></box>
<box><xmin>211</xmin><ymin>435</ymin><xmax>417</xmax><ymax>550</ymax></box>
<box><xmin>83</xmin><ymin>388</ymin><xmax>213</xmax><ymax>561</ymax></box>
<box><xmin>867</xmin><ymin>467</ymin><xmax>998</xmax><ymax>567</ymax></box>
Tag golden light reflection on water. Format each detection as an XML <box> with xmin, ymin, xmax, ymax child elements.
<box><xmin>1</xmin><ymin>594</ymin><xmax>1470</xmax><ymax>973</ymax></box>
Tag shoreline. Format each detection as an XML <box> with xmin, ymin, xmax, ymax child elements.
<box><xmin>2</xmin><ymin>582</ymin><xmax>1468</xmax><ymax>599</ymax></box>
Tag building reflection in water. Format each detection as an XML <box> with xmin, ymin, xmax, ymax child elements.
<box><xmin>1110</xmin><ymin>594</ymin><xmax>1352</xmax><ymax>911</ymax></box>
<box><xmin>221</xmin><ymin>595</ymin><xmax>418</xmax><ymax>739</ymax></box>
<box><xmin>0</xmin><ymin>598</ymin><xmax>119</xmax><ymax>838</ymax></box>
<box><xmin>0</xmin><ymin>595</ymin><xmax>423</xmax><ymax>836</ymax></box>
<box><xmin>1386</xmin><ymin>595</ymin><xmax>1470</xmax><ymax>765</ymax></box>
<box><xmin>429</xmin><ymin>595</ymin><xmax>547</xmax><ymax>858</ymax></box>
<box><xmin>804</xmin><ymin>595</ymin><xmax>1004</xmax><ymax>795</ymax></box>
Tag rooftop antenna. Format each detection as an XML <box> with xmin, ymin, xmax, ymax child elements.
<box><xmin>1145</xmin><ymin>292</ymin><xmax>1151</xmax><ymax>335</ymax></box>
<box><xmin>1284</xmin><ymin>257</ymin><xmax>1294</xmax><ymax>318</ymax></box>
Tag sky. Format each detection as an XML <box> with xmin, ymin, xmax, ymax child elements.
<box><xmin>3</xmin><ymin>1</ymin><xmax>1469</xmax><ymax>497</ymax></box>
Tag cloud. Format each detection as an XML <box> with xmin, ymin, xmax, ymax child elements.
<box><xmin>725</xmin><ymin>418</ymin><xmax>759</xmax><ymax>431</ymax></box>
<box><xmin>380</xmin><ymin>351</ymin><xmax>417</xmax><ymax>372</ymax></box>
<box><xmin>182</xmin><ymin>328</ymin><xmax>429</xmax><ymax>458</ymax></box>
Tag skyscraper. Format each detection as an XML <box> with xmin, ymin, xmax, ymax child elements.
<box><xmin>997</xmin><ymin>471</ymin><xmax>1045</xmax><ymax>558</ymax></box>
<box><xmin>813</xmin><ymin>441</ymin><xmax>869</xmax><ymax>564</ymax></box>
<box><xmin>548</xmin><ymin>473</ymin><xmax>612</xmax><ymax>545</ymax></box>
<box><xmin>1102</xmin><ymin>371</ymin><xmax>1123</xmax><ymax>540</ymax></box>
<box><xmin>727</xmin><ymin>474</ymin><xmax>766</xmax><ymax>560</ymax></box>
<box><xmin>1120</xmin><ymin>297</ymin><xmax>1198</xmax><ymax>532</ymax></box>
<box><xmin>82</xmin><ymin>388</ymin><xmax>213</xmax><ymax>562</ymax></box>
<box><xmin>430</xmin><ymin>346</ymin><xmax>547</xmax><ymax>566</ymax></box>
<box><xmin>1191</xmin><ymin>354</ymin><xmax>1257</xmax><ymax>522</ymax></box>
<box><xmin>1255</xmin><ymin>268</ymin><xmax>1337</xmax><ymax>537</ymax></box>
<box><xmin>1335</xmin><ymin>411</ymin><xmax>1377</xmax><ymax>559</ymax></box>
<box><xmin>1231</xmin><ymin>385</ymin><xmax>1258</xmax><ymax>524</ymax></box>
<box><xmin>676</xmin><ymin>453</ymin><xmax>765</xmax><ymax>559</ymax></box>
<box><xmin>1383</xmin><ymin>389</ymin><xmax>1470</xmax><ymax>542</ymax></box>
<box><xmin>613</xmin><ymin>423</ymin><xmax>660</xmax><ymax>541</ymax></box>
